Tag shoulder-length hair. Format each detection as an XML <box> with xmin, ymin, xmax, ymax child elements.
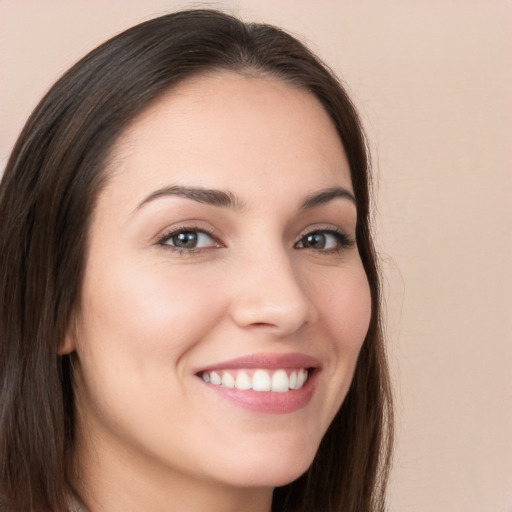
<box><xmin>0</xmin><ymin>9</ymin><xmax>392</xmax><ymax>512</ymax></box>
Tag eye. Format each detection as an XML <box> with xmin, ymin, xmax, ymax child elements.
<box><xmin>158</xmin><ymin>228</ymin><xmax>219</xmax><ymax>250</ymax></box>
<box><xmin>295</xmin><ymin>229</ymin><xmax>354</xmax><ymax>251</ymax></box>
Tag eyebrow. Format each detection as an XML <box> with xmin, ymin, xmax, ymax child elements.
<box><xmin>135</xmin><ymin>185</ymin><xmax>245</xmax><ymax>212</ymax></box>
<box><xmin>134</xmin><ymin>184</ymin><xmax>356</xmax><ymax>213</ymax></box>
<box><xmin>300</xmin><ymin>186</ymin><xmax>356</xmax><ymax>210</ymax></box>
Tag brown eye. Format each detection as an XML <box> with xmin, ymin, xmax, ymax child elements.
<box><xmin>302</xmin><ymin>232</ymin><xmax>328</xmax><ymax>249</ymax></box>
<box><xmin>160</xmin><ymin>229</ymin><xmax>218</xmax><ymax>250</ymax></box>
<box><xmin>170</xmin><ymin>231</ymin><xmax>199</xmax><ymax>248</ymax></box>
<box><xmin>295</xmin><ymin>230</ymin><xmax>353</xmax><ymax>251</ymax></box>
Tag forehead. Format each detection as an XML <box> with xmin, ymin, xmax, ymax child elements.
<box><xmin>105</xmin><ymin>72</ymin><xmax>352</xmax><ymax>207</ymax></box>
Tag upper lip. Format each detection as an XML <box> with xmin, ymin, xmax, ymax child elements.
<box><xmin>194</xmin><ymin>352</ymin><xmax>321</xmax><ymax>373</ymax></box>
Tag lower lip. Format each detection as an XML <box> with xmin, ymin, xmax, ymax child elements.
<box><xmin>202</xmin><ymin>371</ymin><xmax>318</xmax><ymax>414</ymax></box>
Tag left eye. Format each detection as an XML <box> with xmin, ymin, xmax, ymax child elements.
<box><xmin>295</xmin><ymin>230</ymin><xmax>349</xmax><ymax>250</ymax></box>
<box><xmin>160</xmin><ymin>230</ymin><xmax>217</xmax><ymax>249</ymax></box>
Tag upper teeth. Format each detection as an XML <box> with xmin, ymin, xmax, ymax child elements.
<box><xmin>200</xmin><ymin>368</ymin><xmax>309</xmax><ymax>392</ymax></box>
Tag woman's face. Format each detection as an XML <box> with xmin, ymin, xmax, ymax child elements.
<box><xmin>70</xmin><ymin>73</ymin><xmax>371</xmax><ymax>496</ymax></box>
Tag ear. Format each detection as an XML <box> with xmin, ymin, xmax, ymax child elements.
<box><xmin>58</xmin><ymin>317</ymin><xmax>78</xmax><ymax>355</ymax></box>
<box><xmin>58</xmin><ymin>336</ymin><xmax>75</xmax><ymax>355</ymax></box>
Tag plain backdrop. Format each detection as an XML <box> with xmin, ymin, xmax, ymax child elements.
<box><xmin>1</xmin><ymin>1</ymin><xmax>511</xmax><ymax>511</ymax></box>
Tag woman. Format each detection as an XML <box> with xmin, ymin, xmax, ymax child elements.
<box><xmin>0</xmin><ymin>9</ymin><xmax>392</xmax><ymax>512</ymax></box>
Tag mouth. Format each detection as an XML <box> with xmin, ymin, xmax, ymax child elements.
<box><xmin>198</xmin><ymin>367</ymin><xmax>312</xmax><ymax>392</ymax></box>
<box><xmin>194</xmin><ymin>353</ymin><xmax>320</xmax><ymax>414</ymax></box>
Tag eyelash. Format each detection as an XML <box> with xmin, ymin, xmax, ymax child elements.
<box><xmin>294</xmin><ymin>228</ymin><xmax>355</xmax><ymax>254</ymax></box>
<box><xmin>156</xmin><ymin>225</ymin><xmax>221</xmax><ymax>255</ymax></box>
<box><xmin>156</xmin><ymin>226</ymin><xmax>355</xmax><ymax>255</ymax></box>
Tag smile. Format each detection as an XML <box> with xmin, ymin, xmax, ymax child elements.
<box><xmin>199</xmin><ymin>368</ymin><xmax>309</xmax><ymax>392</ymax></box>
<box><xmin>195</xmin><ymin>353</ymin><xmax>320</xmax><ymax>414</ymax></box>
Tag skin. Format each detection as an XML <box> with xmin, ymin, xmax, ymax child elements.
<box><xmin>65</xmin><ymin>72</ymin><xmax>372</xmax><ymax>512</ymax></box>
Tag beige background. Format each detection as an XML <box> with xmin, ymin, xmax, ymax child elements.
<box><xmin>1</xmin><ymin>1</ymin><xmax>511</xmax><ymax>510</ymax></box>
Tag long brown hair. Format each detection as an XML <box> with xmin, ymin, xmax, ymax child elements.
<box><xmin>0</xmin><ymin>9</ymin><xmax>392</xmax><ymax>512</ymax></box>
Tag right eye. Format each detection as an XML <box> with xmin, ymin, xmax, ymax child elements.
<box><xmin>158</xmin><ymin>228</ymin><xmax>220</xmax><ymax>251</ymax></box>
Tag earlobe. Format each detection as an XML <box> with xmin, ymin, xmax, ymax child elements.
<box><xmin>58</xmin><ymin>335</ymin><xmax>75</xmax><ymax>355</ymax></box>
<box><xmin>58</xmin><ymin>319</ymin><xmax>78</xmax><ymax>355</ymax></box>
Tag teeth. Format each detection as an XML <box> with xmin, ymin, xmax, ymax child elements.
<box><xmin>296</xmin><ymin>368</ymin><xmax>305</xmax><ymax>388</ymax></box>
<box><xmin>221</xmin><ymin>372</ymin><xmax>235</xmax><ymax>388</ymax></box>
<box><xmin>235</xmin><ymin>371</ymin><xmax>252</xmax><ymax>390</ymax></box>
<box><xmin>252</xmin><ymin>369</ymin><xmax>271</xmax><ymax>391</ymax></box>
<box><xmin>289</xmin><ymin>371</ymin><xmax>297</xmax><ymax>390</ymax></box>
<box><xmin>271</xmin><ymin>369</ymin><xmax>289</xmax><ymax>392</ymax></box>
<box><xmin>210</xmin><ymin>371</ymin><xmax>221</xmax><ymax>385</ymax></box>
<box><xmin>200</xmin><ymin>368</ymin><xmax>310</xmax><ymax>392</ymax></box>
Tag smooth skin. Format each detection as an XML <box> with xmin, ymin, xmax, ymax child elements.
<box><xmin>65</xmin><ymin>72</ymin><xmax>372</xmax><ymax>512</ymax></box>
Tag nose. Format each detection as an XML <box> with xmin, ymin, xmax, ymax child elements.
<box><xmin>228</xmin><ymin>250</ymin><xmax>317</xmax><ymax>336</ymax></box>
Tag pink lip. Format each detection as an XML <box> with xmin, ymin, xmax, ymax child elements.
<box><xmin>194</xmin><ymin>352</ymin><xmax>321</xmax><ymax>373</ymax></box>
<box><xmin>194</xmin><ymin>352</ymin><xmax>321</xmax><ymax>415</ymax></box>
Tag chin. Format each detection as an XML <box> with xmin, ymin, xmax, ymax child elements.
<box><xmin>215</xmin><ymin>441</ymin><xmax>318</xmax><ymax>489</ymax></box>
<box><xmin>251</xmin><ymin>465</ymin><xmax>311</xmax><ymax>488</ymax></box>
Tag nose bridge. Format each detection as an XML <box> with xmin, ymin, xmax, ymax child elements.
<box><xmin>229</xmin><ymin>242</ymin><xmax>316</xmax><ymax>334</ymax></box>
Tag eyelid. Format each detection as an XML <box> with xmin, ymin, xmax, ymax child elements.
<box><xmin>155</xmin><ymin>224</ymin><xmax>224</xmax><ymax>250</ymax></box>
<box><xmin>153</xmin><ymin>222</ymin><xmax>354</xmax><ymax>255</ymax></box>
<box><xmin>294</xmin><ymin>226</ymin><xmax>355</xmax><ymax>251</ymax></box>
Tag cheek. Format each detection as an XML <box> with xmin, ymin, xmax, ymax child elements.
<box><xmin>81</xmin><ymin>258</ymin><xmax>224</xmax><ymax>355</ymax></box>
<box><xmin>310</xmin><ymin>263</ymin><xmax>371</xmax><ymax>408</ymax></box>
<box><xmin>74</xmin><ymin>257</ymin><xmax>228</xmax><ymax>414</ymax></box>
<box><xmin>314</xmin><ymin>265</ymin><xmax>372</xmax><ymax>352</ymax></box>
<box><xmin>74</xmin><ymin>258</ymin><xmax>227</xmax><ymax>434</ymax></box>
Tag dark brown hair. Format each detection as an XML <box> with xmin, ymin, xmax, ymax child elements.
<box><xmin>0</xmin><ymin>9</ymin><xmax>392</xmax><ymax>512</ymax></box>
